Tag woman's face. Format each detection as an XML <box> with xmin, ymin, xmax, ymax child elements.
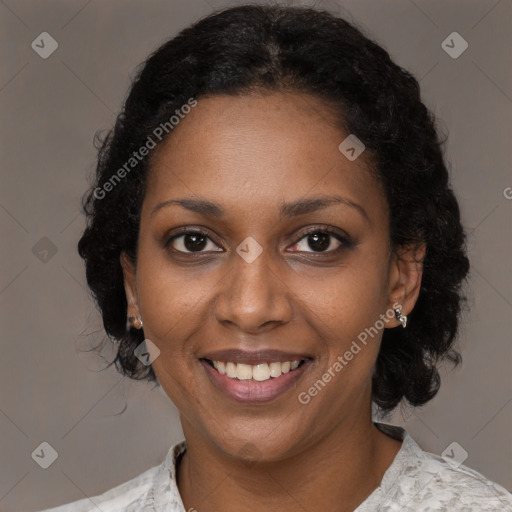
<box><xmin>122</xmin><ymin>91</ymin><xmax>413</xmax><ymax>461</ymax></box>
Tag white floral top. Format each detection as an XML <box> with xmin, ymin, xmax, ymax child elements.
<box><xmin>38</xmin><ymin>423</ymin><xmax>512</xmax><ymax>511</ymax></box>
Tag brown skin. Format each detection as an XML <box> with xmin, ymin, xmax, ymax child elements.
<box><xmin>121</xmin><ymin>91</ymin><xmax>425</xmax><ymax>512</ymax></box>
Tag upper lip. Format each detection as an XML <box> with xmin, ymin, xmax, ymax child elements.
<box><xmin>200</xmin><ymin>349</ymin><xmax>313</xmax><ymax>365</ymax></box>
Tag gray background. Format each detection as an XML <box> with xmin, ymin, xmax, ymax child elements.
<box><xmin>1</xmin><ymin>0</ymin><xmax>511</xmax><ymax>510</ymax></box>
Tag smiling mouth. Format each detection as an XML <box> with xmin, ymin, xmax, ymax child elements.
<box><xmin>202</xmin><ymin>358</ymin><xmax>309</xmax><ymax>382</ymax></box>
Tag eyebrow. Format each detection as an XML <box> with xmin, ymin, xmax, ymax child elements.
<box><xmin>150</xmin><ymin>194</ymin><xmax>369</xmax><ymax>222</ymax></box>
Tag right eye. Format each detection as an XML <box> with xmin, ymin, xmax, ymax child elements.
<box><xmin>165</xmin><ymin>229</ymin><xmax>223</xmax><ymax>254</ymax></box>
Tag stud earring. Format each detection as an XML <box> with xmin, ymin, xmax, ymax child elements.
<box><xmin>127</xmin><ymin>315</ymin><xmax>143</xmax><ymax>330</ymax></box>
<box><xmin>394</xmin><ymin>305</ymin><xmax>408</xmax><ymax>328</ymax></box>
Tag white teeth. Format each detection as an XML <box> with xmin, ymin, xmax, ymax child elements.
<box><xmin>210</xmin><ymin>359</ymin><xmax>303</xmax><ymax>381</ymax></box>
<box><xmin>253</xmin><ymin>363</ymin><xmax>270</xmax><ymax>381</ymax></box>
<box><xmin>226</xmin><ymin>362</ymin><xmax>237</xmax><ymax>378</ymax></box>
<box><xmin>269</xmin><ymin>362</ymin><xmax>282</xmax><ymax>378</ymax></box>
<box><xmin>236</xmin><ymin>363</ymin><xmax>253</xmax><ymax>380</ymax></box>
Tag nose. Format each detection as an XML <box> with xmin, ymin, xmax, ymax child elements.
<box><xmin>214</xmin><ymin>247</ymin><xmax>293</xmax><ymax>334</ymax></box>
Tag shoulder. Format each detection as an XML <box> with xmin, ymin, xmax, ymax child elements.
<box><xmin>376</xmin><ymin>426</ymin><xmax>512</xmax><ymax>511</ymax></box>
<box><xmin>35</xmin><ymin>464</ymin><xmax>162</xmax><ymax>512</ymax></box>
<box><xmin>406</xmin><ymin>452</ymin><xmax>512</xmax><ymax>510</ymax></box>
<box><xmin>35</xmin><ymin>441</ymin><xmax>186</xmax><ymax>512</ymax></box>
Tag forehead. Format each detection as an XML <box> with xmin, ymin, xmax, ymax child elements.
<box><xmin>143</xmin><ymin>91</ymin><xmax>385</xmax><ymax>220</ymax></box>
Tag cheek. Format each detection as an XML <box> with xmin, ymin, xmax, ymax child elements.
<box><xmin>134</xmin><ymin>270</ymin><xmax>205</xmax><ymax>396</ymax></box>
<box><xmin>301</xmin><ymin>258</ymin><xmax>389</xmax><ymax>331</ymax></box>
<box><xmin>135</xmin><ymin>249</ymin><xmax>210</xmax><ymax>337</ymax></box>
<box><xmin>298</xmin><ymin>257</ymin><xmax>390</xmax><ymax>372</ymax></box>
<box><xmin>139</xmin><ymin>268</ymin><xmax>205</xmax><ymax>409</ymax></box>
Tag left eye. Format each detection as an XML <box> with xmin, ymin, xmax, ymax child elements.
<box><xmin>290</xmin><ymin>230</ymin><xmax>344</xmax><ymax>253</ymax></box>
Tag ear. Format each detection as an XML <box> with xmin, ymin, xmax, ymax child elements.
<box><xmin>120</xmin><ymin>251</ymin><xmax>140</xmax><ymax>320</ymax></box>
<box><xmin>386</xmin><ymin>242</ymin><xmax>426</xmax><ymax>328</ymax></box>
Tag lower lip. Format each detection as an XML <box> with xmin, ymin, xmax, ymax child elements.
<box><xmin>200</xmin><ymin>359</ymin><xmax>311</xmax><ymax>403</ymax></box>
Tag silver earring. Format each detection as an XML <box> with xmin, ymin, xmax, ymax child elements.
<box><xmin>394</xmin><ymin>305</ymin><xmax>408</xmax><ymax>328</ymax></box>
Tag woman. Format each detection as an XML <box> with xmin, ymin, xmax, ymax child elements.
<box><xmin>39</xmin><ymin>4</ymin><xmax>512</xmax><ymax>511</ymax></box>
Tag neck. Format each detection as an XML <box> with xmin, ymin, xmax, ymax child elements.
<box><xmin>177</xmin><ymin>413</ymin><xmax>402</xmax><ymax>512</ymax></box>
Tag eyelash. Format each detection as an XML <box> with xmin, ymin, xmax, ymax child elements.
<box><xmin>164</xmin><ymin>226</ymin><xmax>353</xmax><ymax>256</ymax></box>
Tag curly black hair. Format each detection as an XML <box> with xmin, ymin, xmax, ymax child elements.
<box><xmin>77</xmin><ymin>4</ymin><xmax>470</xmax><ymax>414</ymax></box>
